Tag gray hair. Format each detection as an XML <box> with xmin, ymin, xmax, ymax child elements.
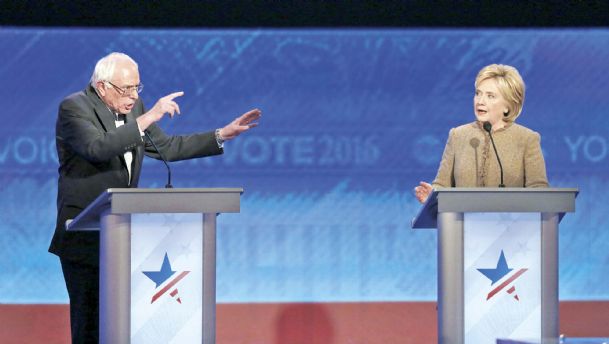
<box><xmin>89</xmin><ymin>52</ymin><xmax>138</xmax><ymax>86</ymax></box>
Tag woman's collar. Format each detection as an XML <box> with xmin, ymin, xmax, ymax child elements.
<box><xmin>475</xmin><ymin>120</ymin><xmax>513</xmax><ymax>132</ymax></box>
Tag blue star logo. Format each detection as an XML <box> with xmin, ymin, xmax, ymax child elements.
<box><xmin>477</xmin><ymin>250</ymin><xmax>528</xmax><ymax>301</ymax></box>
<box><xmin>143</xmin><ymin>253</ymin><xmax>176</xmax><ymax>288</ymax></box>
<box><xmin>477</xmin><ymin>250</ymin><xmax>513</xmax><ymax>285</ymax></box>
<box><xmin>142</xmin><ymin>253</ymin><xmax>191</xmax><ymax>304</ymax></box>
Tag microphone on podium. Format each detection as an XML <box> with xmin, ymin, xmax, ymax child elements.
<box><xmin>483</xmin><ymin>121</ymin><xmax>505</xmax><ymax>188</ymax></box>
<box><xmin>144</xmin><ymin>130</ymin><xmax>173</xmax><ymax>188</ymax></box>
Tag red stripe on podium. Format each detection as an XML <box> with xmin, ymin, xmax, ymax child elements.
<box><xmin>486</xmin><ymin>268</ymin><xmax>528</xmax><ymax>300</ymax></box>
<box><xmin>150</xmin><ymin>270</ymin><xmax>189</xmax><ymax>304</ymax></box>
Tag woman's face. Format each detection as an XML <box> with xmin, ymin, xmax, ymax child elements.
<box><xmin>473</xmin><ymin>78</ymin><xmax>510</xmax><ymax>127</ymax></box>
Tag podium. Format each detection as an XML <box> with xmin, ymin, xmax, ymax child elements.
<box><xmin>67</xmin><ymin>188</ymin><xmax>243</xmax><ymax>344</ymax></box>
<box><xmin>412</xmin><ymin>188</ymin><xmax>578</xmax><ymax>344</ymax></box>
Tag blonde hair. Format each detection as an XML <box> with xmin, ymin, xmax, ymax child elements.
<box><xmin>475</xmin><ymin>64</ymin><xmax>525</xmax><ymax>122</ymax></box>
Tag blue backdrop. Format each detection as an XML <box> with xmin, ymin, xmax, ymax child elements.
<box><xmin>0</xmin><ymin>28</ymin><xmax>607</xmax><ymax>303</ymax></box>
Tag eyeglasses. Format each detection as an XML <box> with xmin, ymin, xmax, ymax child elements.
<box><xmin>105</xmin><ymin>81</ymin><xmax>144</xmax><ymax>96</ymax></box>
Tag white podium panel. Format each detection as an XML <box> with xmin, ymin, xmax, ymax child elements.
<box><xmin>131</xmin><ymin>213</ymin><xmax>203</xmax><ymax>343</ymax></box>
<box><xmin>464</xmin><ymin>212</ymin><xmax>541</xmax><ymax>344</ymax></box>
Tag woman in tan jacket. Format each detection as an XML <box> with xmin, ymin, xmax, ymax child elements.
<box><xmin>414</xmin><ymin>64</ymin><xmax>549</xmax><ymax>203</ymax></box>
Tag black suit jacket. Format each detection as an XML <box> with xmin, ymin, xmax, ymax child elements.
<box><xmin>49</xmin><ymin>85</ymin><xmax>223</xmax><ymax>265</ymax></box>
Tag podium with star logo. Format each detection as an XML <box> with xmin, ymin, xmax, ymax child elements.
<box><xmin>67</xmin><ymin>188</ymin><xmax>243</xmax><ymax>344</ymax></box>
<box><xmin>412</xmin><ymin>188</ymin><xmax>578</xmax><ymax>344</ymax></box>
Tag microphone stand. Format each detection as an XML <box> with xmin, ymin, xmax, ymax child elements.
<box><xmin>483</xmin><ymin>122</ymin><xmax>505</xmax><ymax>188</ymax></box>
<box><xmin>144</xmin><ymin>131</ymin><xmax>173</xmax><ymax>188</ymax></box>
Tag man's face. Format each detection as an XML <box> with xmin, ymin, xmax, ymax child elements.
<box><xmin>97</xmin><ymin>61</ymin><xmax>140</xmax><ymax>114</ymax></box>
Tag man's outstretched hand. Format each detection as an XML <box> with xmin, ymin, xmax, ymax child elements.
<box><xmin>136</xmin><ymin>92</ymin><xmax>261</xmax><ymax>140</ymax></box>
<box><xmin>137</xmin><ymin>91</ymin><xmax>184</xmax><ymax>131</ymax></box>
<box><xmin>218</xmin><ymin>108</ymin><xmax>262</xmax><ymax>141</ymax></box>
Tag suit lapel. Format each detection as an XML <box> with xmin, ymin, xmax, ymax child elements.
<box><xmin>131</xmin><ymin>144</ymin><xmax>144</xmax><ymax>187</ymax></box>
<box><xmin>86</xmin><ymin>86</ymin><xmax>129</xmax><ymax>170</ymax></box>
<box><xmin>86</xmin><ymin>86</ymin><xmax>116</xmax><ymax>134</ymax></box>
<box><xmin>126</xmin><ymin>111</ymin><xmax>144</xmax><ymax>185</ymax></box>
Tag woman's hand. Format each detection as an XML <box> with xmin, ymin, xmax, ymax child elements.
<box><xmin>414</xmin><ymin>181</ymin><xmax>433</xmax><ymax>204</ymax></box>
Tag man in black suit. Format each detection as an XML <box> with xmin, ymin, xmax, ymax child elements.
<box><xmin>48</xmin><ymin>52</ymin><xmax>261</xmax><ymax>343</ymax></box>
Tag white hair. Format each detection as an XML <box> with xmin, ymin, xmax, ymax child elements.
<box><xmin>89</xmin><ymin>52</ymin><xmax>138</xmax><ymax>86</ymax></box>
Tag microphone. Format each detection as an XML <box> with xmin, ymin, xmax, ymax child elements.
<box><xmin>482</xmin><ymin>122</ymin><xmax>505</xmax><ymax>188</ymax></box>
<box><xmin>469</xmin><ymin>138</ymin><xmax>480</xmax><ymax>178</ymax></box>
<box><xmin>469</xmin><ymin>137</ymin><xmax>480</xmax><ymax>149</ymax></box>
<box><xmin>144</xmin><ymin>130</ymin><xmax>173</xmax><ymax>188</ymax></box>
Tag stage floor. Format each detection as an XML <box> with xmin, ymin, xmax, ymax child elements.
<box><xmin>1</xmin><ymin>301</ymin><xmax>607</xmax><ymax>343</ymax></box>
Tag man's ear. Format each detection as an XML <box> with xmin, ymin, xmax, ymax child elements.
<box><xmin>96</xmin><ymin>81</ymin><xmax>107</xmax><ymax>96</ymax></box>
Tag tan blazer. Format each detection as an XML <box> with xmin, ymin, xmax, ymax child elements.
<box><xmin>432</xmin><ymin>121</ymin><xmax>549</xmax><ymax>188</ymax></box>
